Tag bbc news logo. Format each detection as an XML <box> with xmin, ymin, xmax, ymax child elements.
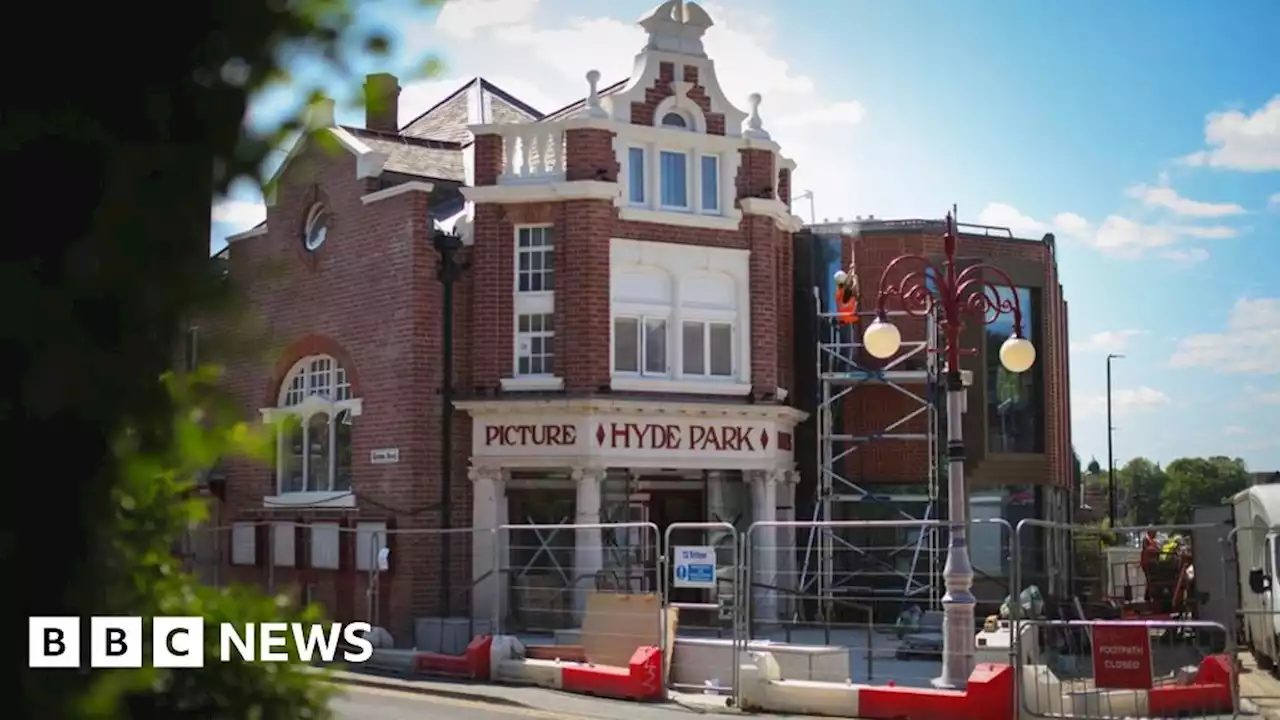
<box><xmin>28</xmin><ymin>617</ymin><xmax>374</xmax><ymax>668</ymax></box>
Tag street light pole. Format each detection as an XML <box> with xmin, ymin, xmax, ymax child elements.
<box><xmin>1106</xmin><ymin>353</ymin><xmax>1124</xmax><ymax>527</ymax></box>
<box><xmin>433</xmin><ymin>227</ymin><xmax>465</xmax><ymax>618</ymax></box>
<box><xmin>845</xmin><ymin>212</ymin><xmax>1036</xmax><ymax>689</ymax></box>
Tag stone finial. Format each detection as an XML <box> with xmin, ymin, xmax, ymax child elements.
<box><xmin>582</xmin><ymin>69</ymin><xmax>608</xmax><ymax>119</ymax></box>
<box><xmin>638</xmin><ymin>0</ymin><xmax>712</xmax><ymax>55</ymax></box>
<box><xmin>742</xmin><ymin>93</ymin><xmax>770</xmax><ymax>140</ymax></box>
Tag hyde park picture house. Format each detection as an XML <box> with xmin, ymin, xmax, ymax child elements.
<box><xmin>204</xmin><ymin>0</ymin><xmax>1073</xmax><ymax>645</ymax></box>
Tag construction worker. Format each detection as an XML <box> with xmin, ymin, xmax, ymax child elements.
<box><xmin>1140</xmin><ymin>530</ymin><xmax>1160</xmax><ymax>604</ymax></box>
<box><xmin>833</xmin><ymin>262</ymin><xmax>859</xmax><ymax>325</ymax></box>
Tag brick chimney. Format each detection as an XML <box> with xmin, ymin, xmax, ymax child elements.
<box><xmin>363</xmin><ymin>73</ymin><xmax>401</xmax><ymax>133</ymax></box>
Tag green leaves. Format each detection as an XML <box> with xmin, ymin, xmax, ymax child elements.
<box><xmin>92</xmin><ymin>369</ymin><xmax>334</xmax><ymax>719</ymax></box>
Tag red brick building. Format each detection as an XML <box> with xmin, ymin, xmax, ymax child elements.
<box><xmin>210</xmin><ymin>0</ymin><xmax>808</xmax><ymax>645</ymax></box>
<box><xmin>203</xmin><ymin>1</ymin><xmax>1075</xmax><ymax>641</ymax></box>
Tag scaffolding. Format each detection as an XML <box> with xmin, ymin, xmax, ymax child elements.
<box><xmin>798</xmin><ymin>290</ymin><xmax>945</xmax><ymax>621</ymax></box>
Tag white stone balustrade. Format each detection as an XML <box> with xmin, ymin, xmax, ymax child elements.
<box><xmin>498</xmin><ymin>125</ymin><xmax>566</xmax><ymax>183</ymax></box>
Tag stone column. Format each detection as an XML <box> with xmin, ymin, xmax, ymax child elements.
<box><xmin>747</xmin><ymin>469</ymin><xmax>779</xmax><ymax>628</ymax></box>
<box><xmin>775</xmin><ymin>469</ymin><xmax>799</xmax><ymax>621</ymax></box>
<box><xmin>706</xmin><ymin>470</ymin><xmax>734</xmax><ymax>545</ymax></box>
<box><xmin>469</xmin><ymin>465</ymin><xmax>508</xmax><ymax>627</ymax></box>
<box><xmin>572</xmin><ymin>466</ymin><xmax>606</xmax><ymax>618</ymax></box>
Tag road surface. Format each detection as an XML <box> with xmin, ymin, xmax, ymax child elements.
<box><xmin>329</xmin><ymin>682</ymin><xmax>833</xmax><ymax>720</ymax></box>
<box><xmin>332</xmin><ymin>685</ymin><xmax>584</xmax><ymax>720</ymax></box>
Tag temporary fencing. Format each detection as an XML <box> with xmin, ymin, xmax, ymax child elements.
<box><xmin>172</xmin><ymin>515</ymin><xmax>1279</xmax><ymax>718</ymax></box>
<box><xmin>1014</xmin><ymin>618</ymin><xmax>1235</xmax><ymax>719</ymax></box>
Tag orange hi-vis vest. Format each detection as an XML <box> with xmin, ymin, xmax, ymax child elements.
<box><xmin>836</xmin><ymin>293</ymin><xmax>858</xmax><ymax>325</ymax></box>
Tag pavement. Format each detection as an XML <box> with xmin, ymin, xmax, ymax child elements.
<box><xmin>1238</xmin><ymin>652</ymin><xmax>1280</xmax><ymax>719</ymax></box>
<box><xmin>321</xmin><ymin>667</ymin><xmax>812</xmax><ymax>719</ymax></box>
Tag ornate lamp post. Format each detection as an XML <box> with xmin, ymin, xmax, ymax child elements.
<box><xmin>838</xmin><ymin>211</ymin><xmax>1036</xmax><ymax>689</ymax></box>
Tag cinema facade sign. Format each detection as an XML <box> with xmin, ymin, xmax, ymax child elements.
<box><xmin>457</xmin><ymin>398</ymin><xmax>806</xmax><ymax>471</ymax></box>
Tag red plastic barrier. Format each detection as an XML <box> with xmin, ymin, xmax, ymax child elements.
<box><xmin>963</xmin><ymin>663</ymin><xmax>1015</xmax><ymax>720</ymax></box>
<box><xmin>413</xmin><ymin>635</ymin><xmax>493</xmax><ymax>680</ymax></box>
<box><xmin>560</xmin><ymin>645</ymin><xmax>663</xmax><ymax>701</ymax></box>
<box><xmin>857</xmin><ymin>663</ymin><xmax>1014</xmax><ymax>720</ymax></box>
<box><xmin>1148</xmin><ymin>654</ymin><xmax>1233</xmax><ymax>717</ymax></box>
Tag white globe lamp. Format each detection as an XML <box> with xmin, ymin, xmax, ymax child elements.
<box><xmin>999</xmin><ymin>336</ymin><xmax>1036</xmax><ymax>374</ymax></box>
<box><xmin>833</xmin><ymin>269</ymin><xmax>849</xmax><ymax>286</ymax></box>
<box><xmin>862</xmin><ymin>319</ymin><xmax>902</xmax><ymax>359</ymax></box>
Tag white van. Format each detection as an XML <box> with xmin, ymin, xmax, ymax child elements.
<box><xmin>1232</xmin><ymin>484</ymin><xmax>1280</xmax><ymax>669</ymax></box>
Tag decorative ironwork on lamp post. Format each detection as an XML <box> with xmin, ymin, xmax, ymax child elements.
<box><xmin>839</xmin><ymin>211</ymin><xmax>1036</xmax><ymax>689</ymax></box>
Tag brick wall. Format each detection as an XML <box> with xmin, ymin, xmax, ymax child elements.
<box><xmin>214</xmin><ymin>140</ymin><xmax>472</xmax><ymax>642</ymax></box>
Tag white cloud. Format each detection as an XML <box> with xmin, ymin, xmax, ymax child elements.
<box><xmin>435</xmin><ymin>0</ymin><xmax>538</xmax><ymax>39</ymax></box>
<box><xmin>399</xmin><ymin>0</ymin><xmax>866</xmax><ymax>217</ymax></box>
<box><xmin>976</xmin><ymin>202</ymin><xmax>1238</xmax><ymax>260</ymax></box>
<box><xmin>1224</xmin><ymin>425</ymin><xmax>1249</xmax><ymax>436</ymax></box>
<box><xmin>1269</xmin><ymin>193</ymin><xmax>1280</xmax><ymax>210</ymax></box>
<box><xmin>1159</xmin><ymin>248</ymin><xmax>1210</xmax><ymax>264</ymax></box>
<box><xmin>1072</xmin><ymin>329</ymin><xmax>1147</xmax><ymax>354</ymax></box>
<box><xmin>211</xmin><ymin>199</ymin><xmax>266</xmax><ymax>229</ymax></box>
<box><xmin>774</xmin><ymin>100</ymin><xmax>866</xmax><ymax>128</ymax></box>
<box><xmin>1125</xmin><ymin>183</ymin><xmax>1245</xmax><ymax>218</ymax></box>
<box><xmin>1182</xmin><ymin>96</ymin><xmax>1280</xmax><ymax>172</ymax></box>
<box><xmin>1074</xmin><ymin>386</ymin><xmax>1172</xmax><ymax>418</ymax></box>
<box><xmin>1170</xmin><ymin>297</ymin><xmax>1280</xmax><ymax>374</ymax></box>
<box><xmin>1174</xmin><ymin>225</ymin><xmax>1238</xmax><ymax>239</ymax></box>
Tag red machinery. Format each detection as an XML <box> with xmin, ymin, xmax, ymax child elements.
<box><xmin>1117</xmin><ymin>532</ymin><xmax>1195</xmax><ymax>619</ymax></box>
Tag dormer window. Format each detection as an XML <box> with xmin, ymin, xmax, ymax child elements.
<box><xmin>661</xmin><ymin>111</ymin><xmax>689</xmax><ymax>129</ymax></box>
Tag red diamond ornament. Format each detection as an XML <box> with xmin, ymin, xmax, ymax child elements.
<box><xmin>595</xmin><ymin>424</ymin><xmax>606</xmax><ymax>445</ymax></box>
<box><xmin>761</xmin><ymin>429</ymin><xmax>770</xmax><ymax>449</ymax></box>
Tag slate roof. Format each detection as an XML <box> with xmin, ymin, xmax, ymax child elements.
<box><xmin>401</xmin><ymin>78</ymin><xmax>544</xmax><ymax>143</ymax></box>
<box><xmin>540</xmin><ymin>78</ymin><xmax>628</xmax><ymax>122</ymax></box>
<box><xmin>343</xmin><ymin>127</ymin><xmax>465</xmax><ymax>182</ymax></box>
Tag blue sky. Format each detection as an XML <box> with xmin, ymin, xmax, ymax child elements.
<box><xmin>211</xmin><ymin>0</ymin><xmax>1280</xmax><ymax>471</ymax></box>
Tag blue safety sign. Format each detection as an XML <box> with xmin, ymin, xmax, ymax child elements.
<box><xmin>672</xmin><ymin>546</ymin><xmax>717</xmax><ymax>588</ymax></box>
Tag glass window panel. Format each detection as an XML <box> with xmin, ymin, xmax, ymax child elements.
<box><xmin>682</xmin><ymin>321</ymin><xmax>704</xmax><ymax>375</ymax></box>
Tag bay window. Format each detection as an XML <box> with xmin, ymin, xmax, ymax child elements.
<box><xmin>609</xmin><ymin>240</ymin><xmax>750</xmax><ymax>395</ymax></box>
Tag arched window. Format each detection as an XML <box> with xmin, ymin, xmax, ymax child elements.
<box><xmin>271</xmin><ymin>355</ymin><xmax>358</xmax><ymax>497</ymax></box>
<box><xmin>661</xmin><ymin>111</ymin><xmax>689</xmax><ymax>129</ymax></box>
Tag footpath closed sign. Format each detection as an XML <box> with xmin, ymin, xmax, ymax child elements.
<box><xmin>672</xmin><ymin>546</ymin><xmax>717</xmax><ymax>588</ymax></box>
<box><xmin>1091</xmin><ymin>622</ymin><xmax>1154</xmax><ymax>689</ymax></box>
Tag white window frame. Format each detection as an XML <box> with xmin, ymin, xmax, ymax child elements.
<box><xmin>611</xmin><ymin>312</ymin><xmax>672</xmax><ymax>378</ymax></box>
<box><xmin>627</xmin><ymin>147</ymin><xmax>646</xmax><ymax>206</ymax></box>
<box><xmin>505</xmin><ymin>225</ymin><xmax>564</xmax><ymax>391</ymax></box>
<box><xmin>680</xmin><ymin>316</ymin><xmax>735</xmax><ymax>379</ymax></box>
<box><xmin>514</xmin><ymin>225</ymin><xmax>554</xmax><ymax>294</ymax></box>
<box><xmin>658</xmin><ymin>150</ymin><xmax>690</xmax><ymax>211</ymax></box>
<box><xmin>259</xmin><ymin>354</ymin><xmax>360</xmax><ymax>508</ymax></box>
<box><xmin>515</xmin><ymin>312</ymin><xmax>555</xmax><ymax>377</ymax></box>
<box><xmin>699</xmin><ymin>154</ymin><xmax>720</xmax><ymax>213</ymax></box>
<box><xmin>607</xmin><ymin>240</ymin><xmax>754</xmax><ymax>397</ymax></box>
